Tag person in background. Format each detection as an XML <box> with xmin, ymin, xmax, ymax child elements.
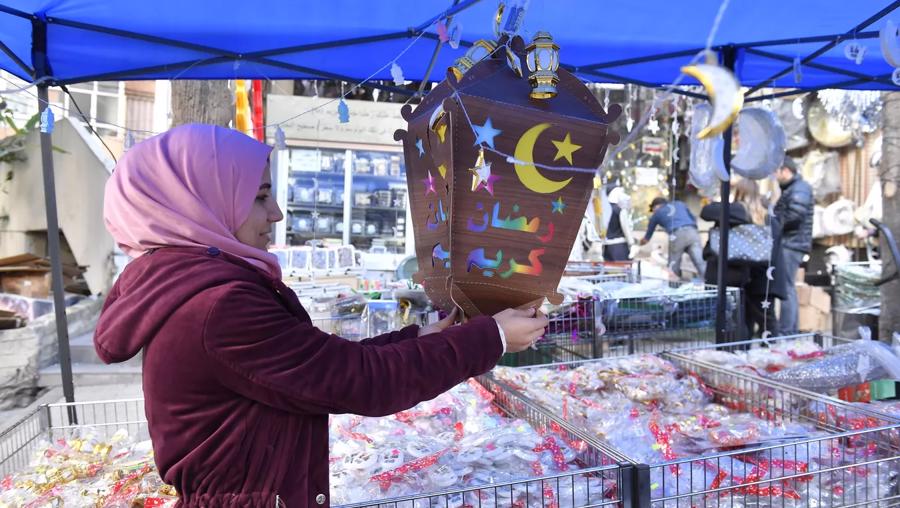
<box><xmin>94</xmin><ymin>124</ymin><xmax>549</xmax><ymax>507</ymax></box>
<box><xmin>603</xmin><ymin>187</ymin><xmax>634</xmax><ymax>261</ymax></box>
<box><xmin>701</xmin><ymin>180</ymin><xmax>786</xmax><ymax>338</ymax></box>
<box><xmin>641</xmin><ymin>197</ymin><xmax>706</xmax><ymax>279</ymax></box>
<box><xmin>774</xmin><ymin>157</ymin><xmax>814</xmax><ymax>335</ymax></box>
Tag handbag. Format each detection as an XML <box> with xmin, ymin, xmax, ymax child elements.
<box><xmin>708</xmin><ymin>224</ymin><xmax>773</xmax><ymax>265</ymax></box>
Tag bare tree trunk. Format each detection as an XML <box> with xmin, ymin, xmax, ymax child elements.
<box><xmin>880</xmin><ymin>92</ymin><xmax>900</xmax><ymax>341</ymax></box>
<box><xmin>170</xmin><ymin>81</ymin><xmax>233</xmax><ymax>127</ymax></box>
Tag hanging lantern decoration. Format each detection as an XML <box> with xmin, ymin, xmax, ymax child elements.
<box><xmin>524</xmin><ymin>31</ymin><xmax>560</xmax><ymax>99</ymax></box>
<box><xmin>396</xmin><ymin>35</ymin><xmax>621</xmax><ymax>316</ymax></box>
<box><xmin>450</xmin><ymin>39</ymin><xmax>498</xmax><ymax>82</ymax></box>
<box><xmin>234</xmin><ymin>79</ymin><xmax>251</xmax><ymax>135</ymax></box>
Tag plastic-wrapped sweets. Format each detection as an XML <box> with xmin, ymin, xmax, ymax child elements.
<box><xmin>0</xmin><ymin>429</ymin><xmax>177</xmax><ymax>508</ymax></box>
<box><xmin>494</xmin><ymin>356</ymin><xmax>899</xmax><ymax>508</ymax></box>
<box><xmin>768</xmin><ymin>341</ymin><xmax>900</xmax><ymax>392</ymax></box>
<box><xmin>328</xmin><ymin>381</ymin><xmax>613</xmax><ymax>506</ymax></box>
<box><xmin>688</xmin><ymin>339</ymin><xmax>826</xmax><ymax>375</ymax></box>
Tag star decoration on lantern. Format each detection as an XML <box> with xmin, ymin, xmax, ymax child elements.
<box><xmin>551</xmin><ymin>196</ymin><xmax>566</xmax><ymax>214</ymax></box>
<box><xmin>469</xmin><ymin>148</ymin><xmax>499</xmax><ymax>195</ymax></box>
<box><xmin>437</xmin><ymin>163</ymin><xmax>447</xmax><ymax>179</ymax></box>
<box><xmin>436</xmin><ymin>124</ymin><xmax>448</xmax><ymax>143</ymax></box>
<box><xmin>423</xmin><ymin>171</ymin><xmax>437</xmax><ymax>196</ymax></box>
<box><xmin>473</xmin><ymin>118</ymin><xmax>502</xmax><ymax>149</ymax></box>
<box><xmin>551</xmin><ymin>133</ymin><xmax>581</xmax><ymax>164</ymax></box>
<box><xmin>416</xmin><ymin>138</ymin><xmax>425</xmax><ymax>157</ymax></box>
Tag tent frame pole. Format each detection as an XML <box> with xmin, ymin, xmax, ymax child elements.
<box><xmin>715</xmin><ymin>45</ymin><xmax>737</xmax><ymax>343</ymax></box>
<box><xmin>32</xmin><ymin>14</ymin><xmax>78</xmax><ymax>421</ymax></box>
<box><xmin>36</xmin><ymin>85</ymin><xmax>78</xmax><ymax>416</ymax></box>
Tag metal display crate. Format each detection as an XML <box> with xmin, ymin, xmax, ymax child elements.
<box><xmin>482</xmin><ymin>355</ymin><xmax>900</xmax><ymax>508</ymax></box>
<box><xmin>500</xmin><ymin>283</ymin><xmax>742</xmax><ymax>367</ymax></box>
<box><xmin>564</xmin><ymin>260</ymin><xmax>641</xmax><ymax>282</ymax></box>
<box><xmin>0</xmin><ymin>386</ymin><xmax>630</xmax><ymax>508</ymax></box>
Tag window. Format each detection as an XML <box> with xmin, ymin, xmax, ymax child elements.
<box><xmin>61</xmin><ymin>81</ymin><xmax>125</xmax><ymax>138</ymax></box>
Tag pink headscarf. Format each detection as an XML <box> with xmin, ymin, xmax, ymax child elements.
<box><xmin>104</xmin><ymin>123</ymin><xmax>282</xmax><ymax>279</ymax></box>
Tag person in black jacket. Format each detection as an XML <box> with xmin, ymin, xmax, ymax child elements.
<box><xmin>773</xmin><ymin>157</ymin><xmax>814</xmax><ymax>335</ymax></box>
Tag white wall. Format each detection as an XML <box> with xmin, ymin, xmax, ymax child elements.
<box><xmin>0</xmin><ymin>118</ymin><xmax>116</xmax><ymax>295</ymax></box>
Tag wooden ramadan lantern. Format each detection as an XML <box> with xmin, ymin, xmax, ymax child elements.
<box><xmin>395</xmin><ymin>35</ymin><xmax>621</xmax><ymax>317</ymax></box>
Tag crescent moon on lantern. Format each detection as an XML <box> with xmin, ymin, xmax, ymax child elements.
<box><xmin>513</xmin><ymin>123</ymin><xmax>573</xmax><ymax>194</ymax></box>
<box><xmin>682</xmin><ymin>64</ymin><xmax>743</xmax><ymax>139</ymax></box>
<box><xmin>881</xmin><ymin>19</ymin><xmax>900</xmax><ymax>67</ymax></box>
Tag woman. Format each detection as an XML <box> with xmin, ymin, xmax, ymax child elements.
<box><xmin>603</xmin><ymin>187</ymin><xmax>634</xmax><ymax>261</ymax></box>
<box><xmin>702</xmin><ymin>179</ymin><xmax>781</xmax><ymax>338</ymax></box>
<box><xmin>94</xmin><ymin>124</ymin><xmax>548</xmax><ymax>507</ymax></box>
<box><xmin>733</xmin><ymin>179</ymin><xmax>783</xmax><ymax>338</ymax></box>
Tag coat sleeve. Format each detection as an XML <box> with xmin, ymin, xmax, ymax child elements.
<box><xmin>358</xmin><ymin>325</ymin><xmax>420</xmax><ymax>346</ymax></box>
<box><xmin>201</xmin><ymin>283</ymin><xmax>503</xmax><ymax>417</ymax></box>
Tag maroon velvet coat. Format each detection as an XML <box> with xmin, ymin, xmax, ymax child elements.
<box><xmin>94</xmin><ymin>247</ymin><xmax>503</xmax><ymax>507</ymax></box>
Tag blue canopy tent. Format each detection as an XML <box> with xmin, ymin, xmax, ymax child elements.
<box><xmin>1</xmin><ymin>0</ymin><xmax>898</xmax><ymax>409</ymax></box>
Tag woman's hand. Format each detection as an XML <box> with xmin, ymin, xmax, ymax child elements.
<box><xmin>418</xmin><ymin>308</ymin><xmax>459</xmax><ymax>337</ymax></box>
<box><xmin>493</xmin><ymin>308</ymin><xmax>549</xmax><ymax>353</ymax></box>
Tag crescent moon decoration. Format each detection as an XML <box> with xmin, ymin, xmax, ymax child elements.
<box><xmin>513</xmin><ymin>123</ymin><xmax>573</xmax><ymax>194</ymax></box>
<box><xmin>681</xmin><ymin>64</ymin><xmax>743</xmax><ymax>139</ymax></box>
<box><xmin>881</xmin><ymin>20</ymin><xmax>900</xmax><ymax>68</ymax></box>
<box><xmin>761</xmin><ymin>331</ymin><xmax>772</xmax><ymax>340</ymax></box>
<box><xmin>689</xmin><ymin>103</ymin><xmax>728</xmax><ymax>188</ymax></box>
<box><xmin>766</xmin><ymin>266</ymin><xmax>776</xmax><ymax>281</ymax></box>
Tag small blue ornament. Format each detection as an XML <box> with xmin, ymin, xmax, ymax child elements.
<box><xmin>124</xmin><ymin>131</ymin><xmax>135</xmax><ymax>150</ymax></box>
<box><xmin>338</xmin><ymin>99</ymin><xmax>350</xmax><ymax>124</ymax></box>
<box><xmin>275</xmin><ymin>125</ymin><xmax>287</xmax><ymax>150</ymax></box>
<box><xmin>39</xmin><ymin>107</ymin><xmax>54</xmax><ymax>134</ymax></box>
<box><xmin>390</xmin><ymin>62</ymin><xmax>405</xmax><ymax>86</ymax></box>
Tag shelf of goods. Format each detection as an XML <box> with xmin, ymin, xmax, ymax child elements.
<box><xmin>483</xmin><ymin>350</ymin><xmax>900</xmax><ymax>508</ymax></box>
<box><xmin>500</xmin><ymin>278</ymin><xmax>743</xmax><ymax>367</ymax></box>
<box><xmin>286</xmin><ymin>147</ymin><xmax>408</xmax><ymax>252</ymax></box>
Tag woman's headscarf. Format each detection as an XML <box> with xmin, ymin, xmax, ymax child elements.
<box><xmin>104</xmin><ymin>123</ymin><xmax>281</xmax><ymax>279</ymax></box>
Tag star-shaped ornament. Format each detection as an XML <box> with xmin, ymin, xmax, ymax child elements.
<box><xmin>436</xmin><ymin>124</ymin><xmax>448</xmax><ymax>143</ymax></box>
<box><xmin>551</xmin><ymin>196</ymin><xmax>566</xmax><ymax>214</ymax></box>
<box><xmin>415</xmin><ymin>138</ymin><xmax>425</xmax><ymax>157</ymax></box>
<box><xmin>311</xmin><ymin>211</ymin><xmax>321</xmax><ymax>219</ymax></box>
<box><xmin>761</xmin><ymin>300</ymin><xmax>771</xmax><ymax>310</ymax></box>
<box><xmin>473</xmin><ymin>118</ymin><xmax>502</xmax><ymax>149</ymax></box>
<box><xmin>469</xmin><ymin>149</ymin><xmax>499</xmax><ymax>195</ymax></box>
<box><xmin>552</xmin><ymin>133</ymin><xmax>581</xmax><ymax>164</ymax></box>
<box><xmin>647</xmin><ymin>118</ymin><xmax>660</xmax><ymax>134</ymax></box>
<box><xmin>423</xmin><ymin>171</ymin><xmax>437</xmax><ymax>196</ymax></box>
<box><xmin>437</xmin><ymin>164</ymin><xmax>447</xmax><ymax>179</ymax></box>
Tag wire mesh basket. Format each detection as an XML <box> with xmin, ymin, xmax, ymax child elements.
<box><xmin>483</xmin><ymin>354</ymin><xmax>900</xmax><ymax>508</ymax></box>
<box><xmin>563</xmin><ymin>260</ymin><xmax>642</xmax><ymax>282</ymax></box>
<box><xmin>500</xmin><ymin>283</ymin><xmax>742</xmax><ymax>367</ymax></box>
<box><xmin>0</xmin><ymin>388</ymin><xmax>629</xmax><ymax>508</ymax></box>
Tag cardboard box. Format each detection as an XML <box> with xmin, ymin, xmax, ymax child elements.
<box><xmin>809</xmin><ymin>287</ymin><xmax>831</xmax><ymax>314</ymax></box>
<box><xmin>799</xmin><ymin>306</ymin><xmax>829</xmax><ymax>332</ymax></box>
<box><xmin>796</xmin><ymin>283</ymin><xmax>812</xmax><ymax>306</ymax></box>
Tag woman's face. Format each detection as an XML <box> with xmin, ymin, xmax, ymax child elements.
<box><xmin>235</xmin><ymin>164</ymin><xmax>283</xmax><ymax>250</ymax></box>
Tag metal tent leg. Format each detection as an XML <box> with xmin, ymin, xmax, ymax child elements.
<box><xmin>715</xmin><ymin>46</ymin><xmax>737</xmax><ymax>343</ymax></box>
<box><xmin>36</xmin><ymin>85</ymin><xmax>77</xmax><ymax>421</ymax></box>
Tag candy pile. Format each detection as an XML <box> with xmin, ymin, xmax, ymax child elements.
<box><xmin>688</xmin><ymin>339</ymin><xmax>900</xmax><ymax>394</ymax></box>
<box><xmin>687</xmin><ymin>339</ymin><xmax>827</xmax><ymax>376</ymax></box>
<box><xmin>0</xmin><ymin>429</ymin><xmax>176</xmax><ymax>508</ymax></box>
<box><xmin>328</xmin><ymin>380</ymin><xmax>616</xmax><ymax>506</ymax></box>
<box><xmin>493</xmin><ymin>355</ymin><xmax>899</xmax><ymax>507</ymax></box>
